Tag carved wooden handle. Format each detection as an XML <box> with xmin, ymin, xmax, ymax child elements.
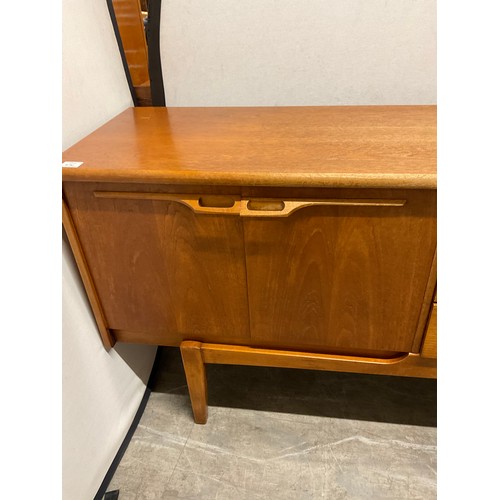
<box><xmin>94</xmin><ymin>191</ymin><xmax>242</xmax><ymax>215</ymax></box>
<box><xmin>94</xmin><ymin>192</ymin><xmax>406</xmax><ymax>217</ymax></box>
<box><xmin>239</xmin><ymin>198</ymin><xmax>406</xmax><ymax>217</ymax></box>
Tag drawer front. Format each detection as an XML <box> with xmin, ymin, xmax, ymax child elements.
<box><xmin>243</xmin><ymin>190</ymin><xmax>436</xmax><ymax>353</ymax></box>
<box><xmin>421</xmin><ymin>304</ymin><xmax>437</xmax><ymax>358</ymax></box>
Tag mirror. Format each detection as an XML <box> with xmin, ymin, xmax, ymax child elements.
<box><xmin>107</xmin><ymin>0</ymin><xmax>165</xmax><ymax>106</ymax></box>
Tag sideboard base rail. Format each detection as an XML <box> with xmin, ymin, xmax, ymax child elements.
<box><xmin>179</xmin><ymin>341</ymin><xmax>437</xmax><ymax>424</ymax></box>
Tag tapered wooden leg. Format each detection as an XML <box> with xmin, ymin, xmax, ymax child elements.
<box><xmin>180</xmin><ymin>341</ymin><xmax>208</xmax><ymax>424</ymax></box>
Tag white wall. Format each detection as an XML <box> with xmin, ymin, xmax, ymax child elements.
<box><xmin>63</xmin><ymin>0</ymin><xmax>133</xmax><ymax>150</ymax></box>
<box><xmin>62</xmin><ymin>0</ymin><xmax>157</xmax><ymax>498</ymax></box>
<box><xmin>160</xmin><ymin>0</ymin><xmax>436</xmax><ymax>106</ymax></box>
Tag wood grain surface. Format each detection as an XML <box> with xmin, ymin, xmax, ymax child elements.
<box><xmin>63</xmin><ymin>183</ymin><xmax>250</xmax><ymax>340</ymax></box>
<box><xmin>62</xmin><ymin>199</ymin><xmax>114</xmax><ymax>349</ymax></box>
<box><xmin>180</xmin><ymin>339</ymin><xmax>436</xmax><ymax>424</ymax></box>
<box><xmin>200</xmin><ymin>342</ymin><xmax>437</xmax><ymax>379</ymax></box>
<box><xmin>62</xmin><ymin>105</ymin><xmax>436</xmax><ymax>375</ymax></box>
<box><xmin>63</xmin><ymin>182</ymin><xmax>436</xmax><ymax>354</ymax></box>
<box><xmin>180</xmin><ymin>341</ymin><xmax>208</xmax><ymax>424</ymax></box>
<box><xmin>244</xmin><ymin>189</ymin><xmax>436</xmax><ymax>353</ymax></box>
<box><xmin>421</xmin><ymin>304</ymin><xmax>437</xmax><ymax>359</ymax></box>
<box><xmin>62</xmin><ymin>106</ymin><xmax>436</xmax><ymax>189</ymax></box>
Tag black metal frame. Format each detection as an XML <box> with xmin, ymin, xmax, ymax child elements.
<box><xmin>145</xmin><ymin>0</ymin><xmax>166</xmax><ymax>106</ymax></box>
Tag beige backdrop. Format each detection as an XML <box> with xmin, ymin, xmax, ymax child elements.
<box><xmin>160</xmin><ymin>0</ymin><xmax>436</xmax><ymax>106</ymax></box>
<box><xmin>62</xmin><ymin>0</ymin><xmax>157</xmax><ymax>498</ymax></box>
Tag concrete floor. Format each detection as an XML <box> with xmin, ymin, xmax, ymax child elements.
<box><xmin>107</xmin><ymin>347</ymin><xmax>437</xmax><ymax>499</ymax></box>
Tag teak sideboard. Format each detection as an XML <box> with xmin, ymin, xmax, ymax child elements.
<box><xmin>62</xmin><ymin>106</ymin><xmax>437</xmax><ymax>424</ymax></box>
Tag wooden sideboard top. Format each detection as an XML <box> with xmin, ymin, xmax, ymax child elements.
<box><xmin>62</xmin><ymin>106</ymin><xmax>436</xmax><ymax>189</ymax></box>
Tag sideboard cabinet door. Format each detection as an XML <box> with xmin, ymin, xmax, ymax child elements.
<box><xmin>242</xmin><ymin>190</ymin><xmax>436</xmax><ymax>353</ymax></box>
<box><xmin>63</xmin><ymin>184</ymin><xmax>250</xmax><ymax>341</ymax></box>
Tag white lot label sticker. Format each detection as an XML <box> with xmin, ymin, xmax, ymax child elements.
<box><xmin>62</xmin><ymin>161</ymin><xmax>83</xmax><ymax>168</ymax></box>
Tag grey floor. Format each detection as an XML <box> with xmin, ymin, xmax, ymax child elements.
<box><xmin>107</xmin><ymin>347</ymin><xmax>437</xmax><ymax>499</ymax></box>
